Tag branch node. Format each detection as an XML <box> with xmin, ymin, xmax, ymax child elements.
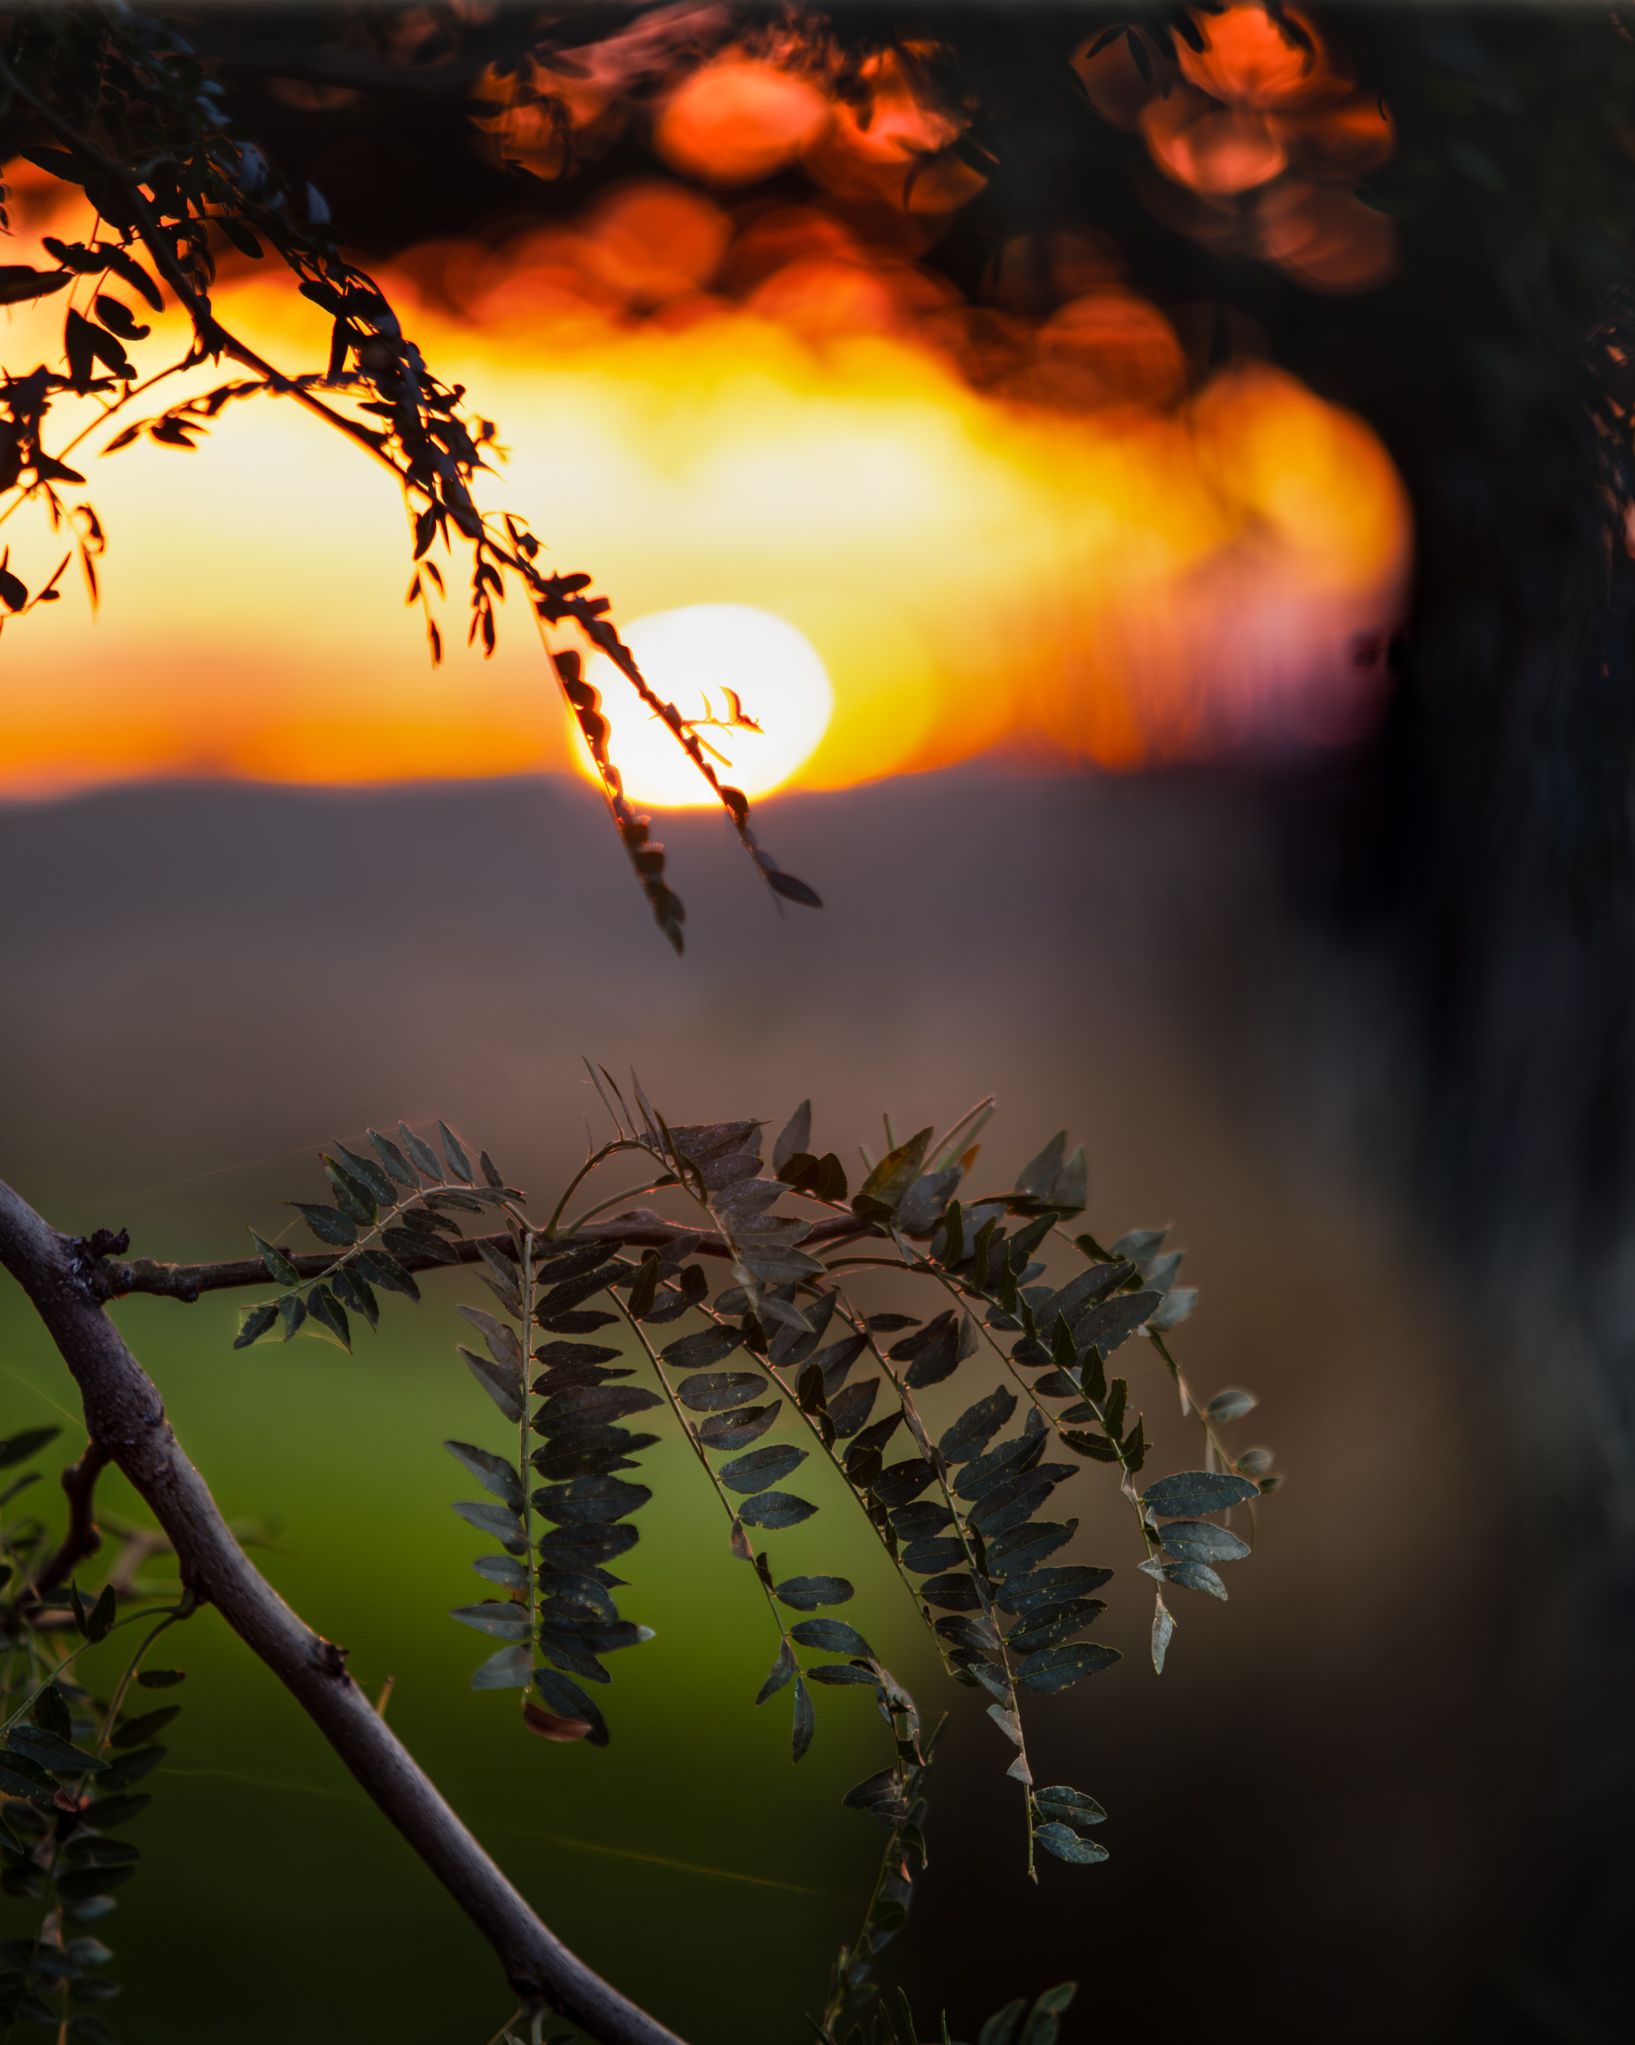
<box><xmin>315</xmin><ymin>1637</ymin><xmax>350</xmax><ymax>1678</ymax></box>
<box><xmin>69</xmin><ymin>1230</ymin><xmax>133</xmax><ymax>1302</ymax></box>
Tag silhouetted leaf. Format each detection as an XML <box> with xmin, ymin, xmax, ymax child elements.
<box><xmin>738</xmin><ymin>1491</ymin><xmax>816</xmax><ymax>1529</ymax></box>
<box><xmin>437</xmin><ymin>1122</ymin><xmax>473</xmax><ymax>1183</ymax></box>
<box><xmin>1151</xmin><ymin>1594</ymin><xmax>1176</xmax><ymax>1674</ymax></box>
<box><xmin>1033</xmin><ymin>1785</ymin><xmax>1106</xmax><ymax>1830</ymax></box>
<box><xmin>471</xmin><ymin>1644</ymin><xmax>532</xmax><ymax>1690</ymax></box>
<box><xmin>0</xmin><ymin>1427</ymin><xmax>59</xmax><ymax>1471</ymax></box>
<box><xmin>697</xmin><ymin>1404</ymin><xmax>779</xmax><ymax>1450</ymax></box>
<box><xmin>444</xmin><ymin>1441</ymin><xmax>523</xmax><ymax>1510</ymax></box>
<box><xmin>460</xmin><ymin>1345</ymin><xmax>524</xmax><ymax>1424</ymax></box>
<box><xmin>938</xmin><ymin>1385</ymin><xmax>1017</xmax><ymax>1465</ymax></box>
<box><xmin>450</xmin><ymin>1602</ymin><xmax>530</xmax><ymax>1640</ymax></box>
<box><xmin>306</xmin><ymin>1285</ymin><xmax>351</xmax><ymax>1351</ymax></box>
<box><xmin>1034</xmin><ymin>1822</ymin><xmax>1107</xmax><ymax>1866</ymax></box>
<box><xmin>791</xmin><ymin>1618</ymin><xmax>872</xmax><ymax>1657</ymax></box>
<box><xmin>451</xmin><ymin>1500</ymin><xmax>526</xmax><ymax>1549</ymax></box>
<box><xmin>398</xmin><ymin>1124</ymin><xmax>444</xmax><ymax>1181</ymax></box>
<box><xmin>756</xmin><ymin>1640</ymin><xmax>796</xmax><ymax>1704</ymax></box>
<box><xmin>290</xmin><ymin>1202</ymin><xmax>353</xmax><ymax>1247</ymax></box>
<box><xmin>1016</xmin><ymin>1642</ymin><xmax>1120</xmax><ymax>1694</ymax></box>
<box><xmin>367</xmin><ymin>1129</ymin><xmax>417</xmax><ymax>1187</ymax></box>
<box><xmin>1147</xmin><ymin>1558</ymin><xmax>1228</xmax><ymax>1600</ymax></box>
<box><xmin>233</xmin><ymin>1302</ymin><xmax>279</xmax><ymax>1350</ymax></box>
<box><xmin>250</xmin><ymin>1232</ymin><xmax>299</xmax><ymax>1285</ymax></box>
<box><xmin>790</xmin><ymin>1675</ymin><xmax>815</xmax><ymax>1761</ymax></box>
<box><xmin>719</xmin><ymin>1444</ymin><xmax>807</xmax><ymax>1493</ymax></box>
<box><xmin>855</xmin><ymin>1128</ymin><xmax>933</xmax><ymax>1216</ymax></box>
<box><xmin>1015</xmin><ymin>1133</ymin><xmax>1065</xmax><ymax>1200</ymax></box>
<box><xmin>677</xmin><ymin>1370</ymin><xmax>765</xmax><ymax>1412</ymax></box>
<box><xmin>773</xmin><ymin>1101</ymin><xmax>811</xmax><ymax>1176</ymax></box>
<box><xmin>1141</xmin><ymin>1471</ymin><xmax>1259</xmax><ymax>1517</ymax></box>
<box><xmin>662</xmin><ymin>1327</ymin><xmax>743</xmax><ymax>1372</ymax></box>
<box><xmin>775</xmin><ymin>1576</ymin><xmax>854</xmax><ymax>1610</ymax></box>
<box><xmin>1158</xmin><ymin>1520</ymin><xmax>1251</xmax><ymax>1564</ymax></box>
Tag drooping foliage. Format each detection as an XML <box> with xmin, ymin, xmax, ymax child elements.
<box><xmin>225</xmin><ymin>1087</ymin><xmax>1277</xmax><ymax>2038</ymax></box>
<box><xmin>0</xmin><ymin>2</ymin><xmax>820</xmax><ymax>946</ymax></box>
<box><xmin>0</xmin><ymin>1429</ymin><xmax>190</xmax><ymax>2043</ymax></box>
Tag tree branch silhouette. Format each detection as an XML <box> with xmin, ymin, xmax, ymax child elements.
<box><xmin>0</xmin><ymin>16</ymin><xmax>821</xmax><ymax>946</ymax></box>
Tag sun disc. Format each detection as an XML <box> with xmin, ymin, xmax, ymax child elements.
<box><xmin>574</xmin><ymin>604</ymin><xmax>835</xmax><ymax>808</ymax></box>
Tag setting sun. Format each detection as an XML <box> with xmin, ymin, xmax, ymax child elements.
<box><xmin>575</xmin><ymin>604</ymin><xmax>835</xmax><ymax>808</ymax></box>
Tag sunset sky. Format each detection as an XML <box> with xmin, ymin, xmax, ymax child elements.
<box><xmin>0</xmin><ymin>4</ymin><xmax>1410</xmax><ymax>806</ymax></box>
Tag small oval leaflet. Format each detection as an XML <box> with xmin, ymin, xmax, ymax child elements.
<box><xmin>676</xmin><ymin>1369</ymin><xmax>767</xmax><ymax>1413</ymax></box>
<box><xmin>697</xmin><ymin>1402</ymin><xmax>780</xmax><ymax>1450</ymax></box>
<box><xmin>660</xmin><ymin>1325</ymin><xmax>743</xmax><ymax>1372</ymax></box>
<box><xmin>775</xmin><ymin>1575</ymin><xmax>854</xmax><ymax>1610</ymax></box>
<box><xmin>450</xmin><ymin>1602</ymin><xmax>530</xmax><ymax>1640</ymax></box>
<box><xmin>1016</xmin><ymin>1641</ymin><xmax>1121</xmax><ymax>1695</ymax></box>
<box><xmin>719</xmin><ymin>1443</ymin><xmax>807</xmax><ymax>1493</ymax></box>
<box><xmin>471</xmin><ymin>1644</ymin><xmax>532</xmax><ymax>1690</ymax></box>
<box><xmin>1140</xmin><ymin>1469</ymin><xmax>1260</xmax><ymax>1518</ymax></box>
<box><xmin>1033</xmin><ymin>1784</ymin><xmax>1106</xmax><ymax>1829</ymax></box>
<box><xmin>755</xmin><ymin>1640</ymin><xmax>796</xmax><ymax>1704</ymax></box>
<box><xmin>1033</xmin><ymin>1821</ymin><xmax>1109</xmax><ymax>1866</ymax></box>
<box><xmin>1158</xmin><ymin>1519</ymin><xmax>1252</xmax><ymax>1564</ymax></box>
<box><xmin>790</xmin><ymin>1617</ymin><xmax>872</xmax><ymax>1658</ymax></box>
<box><xmin>738</xmin><ymin>1490</ymin><xmax>817</xmax><ymax>1530</ymax></box>
<box><xmin>1161</xmin><ymin>1560</ymin><xmax>1228</xmax><ymax>1600</ymax></box>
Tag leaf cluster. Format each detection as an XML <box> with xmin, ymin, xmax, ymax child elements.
<box><xmin>237</xmin><ymin>1082</ymin><xmax>1278</xmax><ymax>2034</ymax></box>
<box><xmin>0</xmin><ymin>1430</ymin><xmax>189</xmax><ymax>2043</ymax></box>
<box><xmin>0</xmin><ymin>3</ymin><xmax>819</xmax><ymax>946</ymax></box>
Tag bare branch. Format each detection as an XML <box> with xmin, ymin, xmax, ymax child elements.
<box><xmin>0</xmin><ymin>1174</ymin><xmax>685</xmax><ymax>2045</ymax></box>
<box><xmin>32</xmin><ymin>1436</ymin><xmax>113</xmax><ymax>1596</ymax></box>
<box><xmin>91</xmin><ymin>1210</ymin><xmax>865</xmax><ymax>1303</ymax></box>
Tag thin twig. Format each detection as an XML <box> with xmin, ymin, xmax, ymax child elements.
<box><xmin>28</xmin><ymin>1438</ymin><xmax>111</xmax><ymax>1600</ymax></box>
<box><xmin>92</xmin><ymin>1211</ymin><xmax>863</xmax><ymax>1303</ymax></box>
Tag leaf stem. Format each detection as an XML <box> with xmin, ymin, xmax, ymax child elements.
<box><xmin>605</xmin><ymin>1286</ymin><xmax>792</xmax><ymax>1664</ymax></box>
<box><xmin>835</xmin><ymin>1300</ymin><xmax>1040</xmax><ymax>1882</ymax></box>
<box><xmin>541</xmin><ymin>1141</ymin><xmax>636</xmax><ymax>1240</ymax></box>
<box><xmin>516</xmin><ymin>1228</ymin><xmax>539</xmax><ymax>1699</ymax></box>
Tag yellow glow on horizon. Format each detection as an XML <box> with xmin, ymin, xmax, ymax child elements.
<box><xmin>0</xmin><ymin>195</ymin><xmax>1410</xmax><ymax>802</ymax></box>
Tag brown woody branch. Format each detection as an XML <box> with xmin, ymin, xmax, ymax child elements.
<box><xmin>92</xmin><ymin>1210</ymin><xmax>865</xmax><ymax>1303</ymax></box>
<box><xmin>19</xmin><ymin>1437</ymin><xmax>113</xmax><ymax>1616</ymax></box>
<box><xmin>0</xmin><ymin>1174</ymin><xmax>684</xmax><ymax>2045</ymax></box>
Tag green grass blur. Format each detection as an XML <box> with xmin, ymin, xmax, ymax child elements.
<box><xmin>2</xmin><ymin>1276</ymin><xmax>946</xmax><ymax>2043</ymax></box>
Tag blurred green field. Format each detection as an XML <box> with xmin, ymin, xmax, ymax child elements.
<box><xmin>2</xmin><ymin>1276</ymin><xmax>938</xmax><ymax>2043</ymax></box>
